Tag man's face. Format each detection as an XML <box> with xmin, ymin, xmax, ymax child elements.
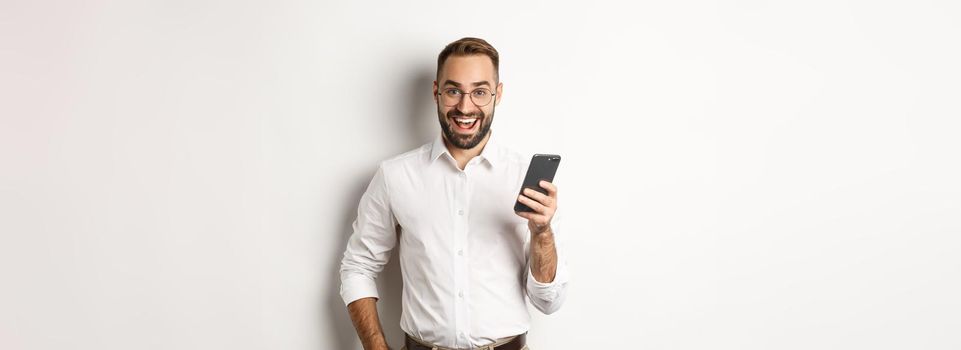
<box><xmin>433</xmin><ymin>55</ymin><xmax>503</xmax><ymax>150</ymax></box>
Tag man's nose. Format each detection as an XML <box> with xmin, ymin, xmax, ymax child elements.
<box><xmin>456</xmin><ymin>93</ymin><xmax>476</xmax><ymax>113</ymax></box>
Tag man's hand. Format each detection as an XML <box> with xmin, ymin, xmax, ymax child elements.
<box><xmin>515</xmin><ymin>180</ymin><xmax>558</xmax><ymax>235</ymax></box>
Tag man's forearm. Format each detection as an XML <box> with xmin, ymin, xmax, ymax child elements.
<box><xmin>347</xmin><ymin>297</ymin><xmax>389</xmax><ymax>350</ymax></box>
<box><xmin>530</xmin><ymin>228</ymin><xmax>558</xmax><ymax>283</ymax></box>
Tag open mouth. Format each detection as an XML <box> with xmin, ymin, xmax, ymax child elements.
<box><xmin>450</xmin><ymin>116</ymin><xmax>480</xmax><ymax>133</ymax></box>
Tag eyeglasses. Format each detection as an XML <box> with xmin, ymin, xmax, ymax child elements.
<box><xmin>437</xmin><ymin>88</ymin><xmax>496</xmax><ymax>107</ymax></box>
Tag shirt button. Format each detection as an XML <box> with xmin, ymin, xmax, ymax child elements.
<box><xmin>458</xmin><ymin>291</ymin><xmax>464</xmax><ymax>298</ymax></box>
<box><xmin>457</xmin><ymin>249</ymin><xmax>463</xmax><ymax>256</ymax></box>
<box><xmin>458</xmin><ymin>209</ymin><xmax>464</xmax><ymax>216</ymax></box>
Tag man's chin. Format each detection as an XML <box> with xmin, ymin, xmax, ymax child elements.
<box><xmin>445</xmin><ymin>128</ymin><xmax>487</xmax><ymax>150</ymax></box>
<box><xmin>448</xmin><ymin>135</ymin><xmax>475</xmax><ymax>149</ymax></box>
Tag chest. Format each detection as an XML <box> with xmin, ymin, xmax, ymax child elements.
<box><xmin>388</xmin><ymin>167</ymin><xmax>529</xmax><ymax>252</ymax></box>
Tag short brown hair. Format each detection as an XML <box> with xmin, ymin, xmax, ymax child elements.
<box><xmin>437</xmin><ymin>37</ymin><xmax>500</xmax><ymax>82</ymax></box>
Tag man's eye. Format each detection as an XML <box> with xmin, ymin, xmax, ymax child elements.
<box><xmin>473</xmin><ymin>90</ymin><xmax>489</xmax><ymax>97</ymax></box>
<box><xmin>445</xmin><ymin>89</ymin><xmax>462</xmax><ymax>96</ymax></box>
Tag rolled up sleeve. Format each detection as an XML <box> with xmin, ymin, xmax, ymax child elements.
<box><xmin>524</xmin><ymin>210</ymin><xmax>570</xmax><ymax>315</ymax></box>
<box><xmin>339</xmin><ymin>163</ymin><xmax>398</xmax><ymax>306</ymax></box>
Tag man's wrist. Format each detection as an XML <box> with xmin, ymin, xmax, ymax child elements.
<box><xmin>531</xmin><ymin>225</ymin><xmax>554</xmax><ymax>239</ymax></box>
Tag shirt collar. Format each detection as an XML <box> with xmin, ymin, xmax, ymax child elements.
<box><xmin>430</xmin><ymin>130</ymin><xmax>500</xmax><ymax>169</ymax></box>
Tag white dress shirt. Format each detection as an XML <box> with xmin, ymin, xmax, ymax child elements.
<box><xmin>339</xmin><ymin>130</ymin><xmax>570</xmax><ymax>348</ymax></box>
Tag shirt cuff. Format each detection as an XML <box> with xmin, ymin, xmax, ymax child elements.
<box><xmin>526</xmin><ymin>261</ymin><xmax>569</xmax><ymax>302</ymax></box>
<box><xmin>340</xmin><ymin>274</ymin><xmax>380</xmax><ymax>306</ymax></box>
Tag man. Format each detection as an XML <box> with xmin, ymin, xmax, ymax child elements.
<box><xmin>340</xmin><ymin>37</ymin><xmax>569</xmax><ymax>350</ymax></box>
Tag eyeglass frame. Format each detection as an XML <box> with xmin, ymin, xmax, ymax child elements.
<box><xmin>435</xmin><ymin>87</ymin><xmax>498</xmax><ymax>107</ymax></box>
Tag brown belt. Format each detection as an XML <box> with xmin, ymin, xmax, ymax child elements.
<box><xmin>404</xmin><ymin>333</ymin><xmax>526</xmax><ymax>350</ymax></box>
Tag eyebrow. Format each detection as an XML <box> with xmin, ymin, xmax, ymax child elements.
<box><xmin>443</xmin><ymin>80</ymin><xmax>492</xmax><ymax>88</ymax></box>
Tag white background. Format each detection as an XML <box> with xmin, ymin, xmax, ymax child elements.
<box><xmin>2</xmin><ymin>1</ymin><xmax>959</xmax><ymax>349</ymax></box>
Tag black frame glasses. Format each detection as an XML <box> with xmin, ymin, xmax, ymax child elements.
<box><xmin>437</xmin><ymin>88</ymin><xmax>496</xmax><ymax>107</ymax></box>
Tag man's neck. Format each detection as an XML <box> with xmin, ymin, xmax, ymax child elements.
<box><xmin>443</xmin><ymin>132</ymin><xmax>490</xmax><ymax>171</ymax></box>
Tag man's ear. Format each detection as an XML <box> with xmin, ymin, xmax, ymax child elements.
<box><xmin>495</xmin><ymin>81</ymin><xmax>503</xmax><ymax>106</ymax></box>
<box><xmin>432</xmin><ymin>80</ymin><xmax>439</xmax><ymax>103</ymax></box>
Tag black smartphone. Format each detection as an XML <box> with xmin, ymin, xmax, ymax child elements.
<box><xmin>514</xmin><ymin>154</ymin><xmax>562</xmax><ymax>213</ymax></box>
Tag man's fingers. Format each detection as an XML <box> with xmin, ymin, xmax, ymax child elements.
<box><xmin>515</xmin><ymin>210</ymin><xmax>533</xmax><ymax>220</ymax></box>
<box><xmin>517</xmin><ymin>193</ymin><xmax>547</xmax><ymax>213</ymax></box>
<box><xmin>515</xmin><ymin>210</ymin><xmax>546</xmax><ymax>222</ymax></box>
<box><xmin>515</xmin><ymin>209</ymin><xmax>547</xmax><ymax>225</ymax></box>
<box><xmin>539</xmin><ymin>180</ymin><xmax>558</xmax><ymax>197</ymax></box>
<box><xmin>522</xmin><ymin>188</ymin><xmax>554</xmax><ymax>208</ymax></box>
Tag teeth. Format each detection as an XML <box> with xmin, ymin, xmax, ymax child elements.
<box><xmin>454</xmin><ymin>117</ymin><xmax>477</xmax><ymax>127</ymax></box>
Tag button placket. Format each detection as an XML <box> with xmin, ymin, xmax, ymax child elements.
<box><xmin>451</xmin><ymin>169</ymin><xmax>472</xmax><ymax>349</ymax></box>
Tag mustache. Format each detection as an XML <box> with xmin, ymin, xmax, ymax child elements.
<box><xmin>447</xmin><ymin>109</ymin><xmax>484</xmax><ymax>119</ymax></box>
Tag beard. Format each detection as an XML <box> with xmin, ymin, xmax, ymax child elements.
<box><xmin>437</xmin><ymin>104</ymin><xmax>494</xmax><ymax>150</ymax></box>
